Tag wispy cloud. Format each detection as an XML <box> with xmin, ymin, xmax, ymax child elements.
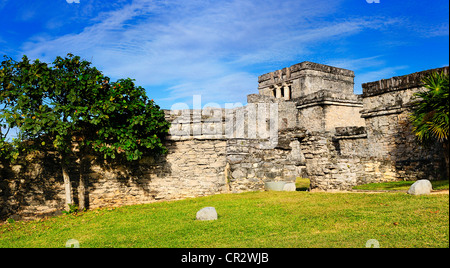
<box><xmin>418</xmin><ymin>23</ymin><xmax>449</xmax><ymax>38</ymax></box>
<box><xmin>325</xmin><ymin>56</ymin><xmax>410</xmax><ymax>94</ymax></box>
<box><xmin>325</xmin><ymin>56</ymin><xmax>386</xmax><ymax>71</ymax></box>
<box><xmin>19</xmin><ymin>0</ymin><xmax>407</xmax><ymax>107</ymax></box>
<box><xmin>354</xmin><ymin>65</ymin><xmax>410</xmax><ymax>94</ymax></box>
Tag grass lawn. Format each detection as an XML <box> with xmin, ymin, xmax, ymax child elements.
<box><xmin>353</xmin><ymin>180</ymin><xmax>449</xmax><ymax>191</ymax></box>
<box><xmin>0</xmin><ymin>190</ymin><xmax>448</xmax><ymax>248</ymax></box>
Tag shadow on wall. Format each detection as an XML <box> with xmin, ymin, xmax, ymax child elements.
<box><xmin>0</xmin><ymin>152</ymin><xmax>64</xmax><ymax>221</ymax></box>
<box><xmin>389</xmin><ymin>111</ymin><xmax>446</xmax><ymax>181</ymax></box>
<box><xmin>75</xmin><ymin>148</ymin><xmax>172</xmax><ymax>211</ymax></box>
<box><xmin>0</xmin><ymin>148</ymin><xmax>171</xmax><ymax>221</ymax></box>
<box><xmin>0</xmin><ymin>160</ymin><xmax>14</xmax><ymax>221</ymax></box>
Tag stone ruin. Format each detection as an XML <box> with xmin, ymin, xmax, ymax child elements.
<box><xmin>1</xmin><ymin>61</ymin><xmax>448</xmax><ymax>220</ymax></box>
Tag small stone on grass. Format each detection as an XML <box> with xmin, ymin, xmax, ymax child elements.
<box><xmin>196</xmin><ymin>207</ymin><xmax>218</xmax><ymax>221</ymax></box>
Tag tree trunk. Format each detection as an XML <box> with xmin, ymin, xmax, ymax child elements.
<box><xmin>78</xmin><ymin>155</ymin><xmax>87</xmax><ymax>211</ymax></box>
<box><xmin>61</xmin><ymin>154</ymin><xmax>73</xmax><ymax>211</ymax></box>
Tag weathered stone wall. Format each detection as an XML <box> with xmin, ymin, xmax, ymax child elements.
<box><xmin>359</xmin><ymin>66</ymin><xmax>448</xmax><ymax>182</ymax></box>
<box><xmin>305</xmin><ymin>66</ymin><xmax>449</xmax><ymax>191</ymax></box>
<box><xmin>2</xmin><ymin>62</ymin><xmax>449</xmax><ymax>220</ymax></box>
<box><xmin>295</xmin><ymin>90</ymin><xmax>365</xmax><ymax>132</ymax></box>
<box><xmin>226</xmin><ymin>128</ymin><xmax>306</xmax><ymax>193</ymax></box>
<box><xmin>88</xmin><ymin>139</ymin><xmax>229</xmax><ymax>207</ymax></box>
<box><xmin>361</xmin><ymin>67</ymin><xmax>449</xmax><ymax>160</ymax></box>
<box><xmin>1</xmin><ymin>153</ymin><xmax>67</xmax><ymax>220</ymax></box>
<box><xmin>299</xmin><ymin>129</ymin><xmax>373</xmax><ymax>191</ymax></box>
<box><xmin>0</xmin><ymin>138</ymin><xmax>229</xmax><ymax>221</ymax></box>
<box><xmin>0</xmin><ymin>96</ymin><xmax>296</xmax><ymax>220</ymax></box>
<box><xmin>1</xmin><ymin>106</ymin><xmax>232</xmax><ymax>221</ymax></box>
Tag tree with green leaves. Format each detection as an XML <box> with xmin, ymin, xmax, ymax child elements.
<box><xmin>0</xmin><ymin>55</ymin><xmax>50</xmax><ymax>162</ymax></box>
<box><xmin>0</xmin><ymin>54</ymin><xmax>170</xmax><ymax>210</ymax></box>
<box><xmin>410</xmin><ymin>71</ymin><xmax>449</xmax><ymax>179</ymax></box>
<box><xmin>90</xmin><ymin>78</ymin><xmax>169</xmax><ymax>161</ymax></box>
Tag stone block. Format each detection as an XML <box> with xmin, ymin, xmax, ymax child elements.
<box><xmin>196</xmin><ymin>207</ymin><xmax>218</xmax><ymax>221</ymax></box>
<box><xmin>407</xmin><ymin>180</ymin><xmax>433</xmax><ymax>196</ymax></box>
<box><xmin>231</xmin><ymin>168</ymin><xmax>247</xmax><ymax>179</ymax></box>
<box><xmin>283</xmin><ymin>183</ymin><xmax>296</xmax><ymax>191</ymax></box>
<box><xmin>264</xmin><ymin>181</ymin><xmax>286</xmax><ymax>191</ymax></box>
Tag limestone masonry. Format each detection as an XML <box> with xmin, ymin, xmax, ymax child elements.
<box><xmin>1</xmin><ymin>62</ymin><xmax>448</xmax><ymax>220</ymax></box>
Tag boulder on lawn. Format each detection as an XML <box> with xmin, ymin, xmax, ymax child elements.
<box><xmin>196</xmin><ymin>207</ymin><xmax>218</xmax><ymax>221</ymax></box>
<box><xmin>264</xmin><ymin>181</ymin><xmax>286</xmax><ymax>191</ymax></box>
<box><xmin>407</xmin><ymin>180</ymin><xmax>433</xmax><ymax>195</ymax></box>
<box><xmin>283</xmin><ymin>182</ymin><xmax>297</xmax><ymax>192</ymax></box>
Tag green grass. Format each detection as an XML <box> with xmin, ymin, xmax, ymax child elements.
<box><xmin>295</xmin><ymin>177</ymin><xmax>310</xmax><ymax>191</ymax></box>
<box><xmin>1</xmin><ymin>191</ymin><xmax>448</xmax><ymax>248</ymax></box>
<box><xmin>353</xmin><ymin>180</ymin><xmax>449</xmax><ymax>191</ymax></box>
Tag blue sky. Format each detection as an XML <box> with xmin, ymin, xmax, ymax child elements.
<box><xmin>1</xmin><ymin>0</ymin><xmax>448</xmax><ymax>109</ymax></box>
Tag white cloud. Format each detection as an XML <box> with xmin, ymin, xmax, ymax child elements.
<box><xmin>20</xmin><ymin>0</ymin><xmax>405</xmax><ymax>106</ymax></box>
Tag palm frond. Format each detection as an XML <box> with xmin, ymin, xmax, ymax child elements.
<box><xmin>410</xmin><ymin>71</ymin><xmax>449</xmax><ymax>144</ymax></box>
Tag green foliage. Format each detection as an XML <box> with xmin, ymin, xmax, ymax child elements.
<box><xmin>0</xmin><ymin>56</ymin><xmax>47</xmax><ymax>159</ymax></box>
<box><xmin>45</xmin><ymin>54</ymin><xmax>107</xmax><ymax>154</ymax></box>
<box><xmin>89</xmin><ymin>78</ymin><xmax>170</xmax><ymax>161</ymax></box>
<box><xmin>1</xmin><ymin>53</ymin><xmax>170</xmax><ymax>209</ymax></box>
<box><xmin>0</xmin><ymin>56</ymin><xmax>50</xmax><ymax>138</ymax></box>
<box><xmin>0</xmin><ymin>137</ymin><xmax>18</xmax><ymax>161</ymax></box>
<box><xmin>410</xmin><ymin>71</ymin><xmax>449</xmax><ymax>143</ymax></box>
<box><xmin>0</xmin><ymin>53</ymin><xmax>169</xmax><ymax>162</ymax></box>
<box><xmin>62</xmin><ymin>203</ymin><xmax>80</xmax><ymax>215</ymax></box>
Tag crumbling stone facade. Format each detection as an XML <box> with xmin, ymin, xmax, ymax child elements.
<box><xmin>1</xmin><ymin>62</ymin><xmax>448</xmax><ymax>220</ymax></box>
<box><xmin>253</xmin><ymin>63</ymin><xmax>447</xmax><ymax>191</ymax></box>
<box><xmin>303</xmin><ymin>65</ymin><xmax>448</xmax><ymax>190</ymax></box>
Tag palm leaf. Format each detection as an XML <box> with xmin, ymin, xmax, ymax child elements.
<box><xmin>410</xmin><ymin>71</ymin><xmax>449</xmax><ymax>144</ymax></box>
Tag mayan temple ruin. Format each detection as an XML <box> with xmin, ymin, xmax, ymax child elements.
<box><xmin>1</xmin><ymin>61</ymin><xmax>449</xmax><ymax>220</ymax></box>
